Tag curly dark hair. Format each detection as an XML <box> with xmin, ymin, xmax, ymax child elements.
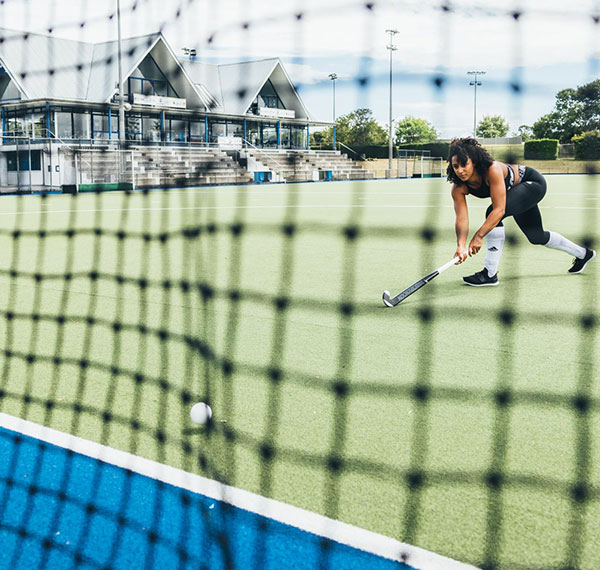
<box><xmin>446</xmin><ymin>137</ymin><xmax>494</xmax><ymax>184</ymax></box>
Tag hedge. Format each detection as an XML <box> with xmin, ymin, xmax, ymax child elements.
<box><xmin>348</xmin><ymin>145</ymin><xmax>391</xmax><ymax>159</ymax></box>
<box><xmin>397</xmin><ymin>141</ymin><xmax>450</xmax><ymax>158</ymax></box>
<box><xmin>572</xmin><ymin>131</ymin><xmax>600</xmax><ymax>160</ymax></box>
<box><xmin>524</xmin><ymin>139</ymin><xmax>559</xmax><ymax>160</ymax></box>
<box><xmin>347</xmin><ymin>142</ymin><xmax>450</xmax><ymax>159</ymax></box>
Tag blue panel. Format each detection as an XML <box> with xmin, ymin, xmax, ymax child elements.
<box><xmin>0</xmin><ymin>426</ymin><xmax>411</xmax><ymax>570</ymax></box>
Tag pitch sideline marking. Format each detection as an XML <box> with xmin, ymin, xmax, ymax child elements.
<box><xmin>0</xmin><ymin>204</ymin><xmax>598</xmax><ymax>218</ymax></box>
<box><xmin>0</xmin><ymin>412</ymin><xmax>479</xmax><ymax>570</ymax></box>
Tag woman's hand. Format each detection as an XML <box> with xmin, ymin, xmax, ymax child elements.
<box><xmin>468</xmin><ymin>234</ymin><xmax>483</xmax><ymax>256</ymax></box>
<box><xmin>454</xmin><ymin>247</ymin><xmax>468</xmax><ymax>264</ymax></box>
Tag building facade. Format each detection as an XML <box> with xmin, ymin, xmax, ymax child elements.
<box><xmin>0</xmin><ymin>28</ymin><xmax>329</xmax><ymax>187</ymax></box>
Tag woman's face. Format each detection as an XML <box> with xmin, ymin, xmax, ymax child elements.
<box><xmin>451</xmin><ymin>154</ymin><xmax>474</xmax><ymax>182</ymax></box>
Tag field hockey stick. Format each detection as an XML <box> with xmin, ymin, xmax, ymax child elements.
<box><xmin>382</xmin><ymin>257</ymin><xmax>460</xmax><ymax>307</ymax></box>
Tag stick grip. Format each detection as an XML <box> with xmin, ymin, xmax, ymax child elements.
<box><xmin>435</xmin><ymin>257</ymin><xmax>461</xmax><ymax>274</ymax></box>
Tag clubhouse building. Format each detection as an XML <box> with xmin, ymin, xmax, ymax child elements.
<box><xmin>0</xmin><ymin>28</ymin><xmax>328</xmax><ymax>151</ymax></box>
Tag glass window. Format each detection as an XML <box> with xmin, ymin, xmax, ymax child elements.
<box><xmin>246</xmin><ymin>122</ymin><xmax>260</xmax><ymax>146</ymax></box>
<box><xmin>73</xmin><ymin>112</ymin><xmax>90</xmax><ymax>140</ymax></box>
<box><xmin>142</xmin><ymin>116</ymin><xmax>161</xmax><ymax>142</ymax></box>
<box><xmin>126</xmin><ymin>114</ymin><xmax>143</xmax><ymax>141</ymax></box>
<box><xmin>280</xmin><ymin>125</ymin><xmax>291</xmax><ymax>148</ymax></box>
<box><xmin>210</xmin><ymin>122</ymin><xmax>226</xmax><ymax>143</ymax></box>
<box><xmin>258</xmin><ymin>80</ymin><xmax>284</xmax><ymax>109</ymax></box>
<box><xmin>137</xmin><ymin>55</ymin><xmax>179</xmax><ymax>98</ymax></box>
<box><xmin>190</xmin><ymin>120</ymin><xmax>205</xmax><ymax>142</ymax></box>
<box><xmin>291</xmin><ymin>126</ymin><xmax>307</xmax><ymax>148</ymax></box>
<box><xmin>168</xmin><ymin>119</ymin><xmax>187</xmax><ymax>142</ymax></box>
<box><xmin>227</xmin><ymin>121</ymin><xmax>243</xmax><ymax>137</ymax></box>
<box><xmin>56</xmin><ymin>112</ymin><xmax>72</xmax><ymax>139</ymax></box>
<box><xmin>129</xmin><ymin>77</ymin><xmax>143</xmax><ymax>95</ymax></box>
<box><xmin>32</xmin><ymin>114</ymin><xmax>47</xmax><ymax>138</ymax></box>
<box><xmin>93</xmin><ymin>114</ymin><xmax>109</xmax><ymax>139</ymax></box>
<box><xmin>7</xmin><ymin>150</ymin><xmax>41</xmax><ymax>171</ymax></box>
<box><xmin>262</xmin><ymin>124</ymin><xmax>278</xmax><ymax>148</ymax></box>
<box><xmin>3</xmin><ymin>116</ymin><xmax>20</xmax><ymax>139</ymax></box>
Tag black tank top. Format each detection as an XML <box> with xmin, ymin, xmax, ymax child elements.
<box><xmin>466</xmin><ymin>163</ymin><xmax>525</xmax><ymax>198</ymax></box>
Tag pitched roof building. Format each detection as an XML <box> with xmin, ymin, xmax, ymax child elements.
<box><xmin>0</xmin><ymin>27</ymin><xmax>326</xmax><ymax>147</ymax></box>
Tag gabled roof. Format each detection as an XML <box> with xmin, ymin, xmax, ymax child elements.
<box><xmin>181</xmin><ymin>58</ymin><xmax>314</xmax><ymax>120</ymax></box>
<box><xmin>178</xmin><ymin>60</ymin><xmax>223</xmax><ymax>110</ymax></box>
<box><xmin>87</xmin><ymin>33</ymin><xmax>162</xmax><ymax>102</ymax></box>
<box><xmin>87</xmin><ymin>34</ymin><xmax>207</xmax><ymax>109</ymax></box>
<box><xmin>0</xmin><ymin>27</ymin><xmax>315</xmax><ymax>120</ymax></box>
<box><xmin>0</xmin><ymin>28</ymin><xmax>94</xmax><ymax>101</ymax></box>
<box><xmin>0</xmin><ymin>28</ymin><xmax>207</xmax><ymax>109</ymax></box>
<box><xmin>218</xmin><ymin>59</ymin><xmax>281</xmax><ymax>116</ymax></box>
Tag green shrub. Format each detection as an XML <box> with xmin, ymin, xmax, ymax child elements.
<box><xmin>350</xmin><ymin>145</ymin><xmax>390</xmax><ymax>159</ymax></box>
<box><xmin>347</xmin><ymin>141</ymin><xmax>449</xmax><ymax>160</ymax></box>
<box><xmin>572</xmin><ymin>131</ymin><xmax>600</xmax><ymax>160</ymax></box>
<box><xmin>524</xmin><ymin>139</ymin><xmax>559</xmax><ymax>160</ymax></box>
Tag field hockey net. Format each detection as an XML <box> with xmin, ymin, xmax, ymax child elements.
<box><xmin>0</xmin><ymin>2</ymin><xmax>599</xmax><ymax>570</ymax></box>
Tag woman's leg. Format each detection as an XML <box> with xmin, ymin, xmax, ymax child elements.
<box><xmin>506</xmin><ymin>172</ymin><xmax>593</xmax><ymax>271</ymax></box>
<box><xmin>479</xmin><ymin>169</ymin><xmax>547</xmax><ymax>277</ymax></box>
<box><xmin>472</xmin><ymin>168</ymin><xmax>594</xmax><ymax>282</ymax></box>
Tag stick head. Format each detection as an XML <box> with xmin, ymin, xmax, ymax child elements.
<box><xmin>382</xmin><ymin>290</ymin><xmax>394</xmax><ymax>308</ymax></box>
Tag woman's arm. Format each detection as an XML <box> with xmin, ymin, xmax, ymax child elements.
<box><xmin>451</xmin><ymin>184</ymin><xmax>469</xmax><ymax>263</ymax></box>
<box><xmin>468</xmin><ymin>163</ymin><xmax>506</xmax><ymax>256</ymax></box>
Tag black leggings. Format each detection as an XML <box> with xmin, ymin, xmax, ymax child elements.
<box><xmin>485</xmin><ymin>167</ymin><xmax>549</xmax><ymax>245</ymax></box>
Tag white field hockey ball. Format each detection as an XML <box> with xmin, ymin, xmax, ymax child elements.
<box><xmin>190</xmin><ymin>402</ymin><xmax>212</xmax><ymax>425</ymax></box>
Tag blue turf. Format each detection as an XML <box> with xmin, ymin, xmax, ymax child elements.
<box><xmin>0</xmin><ymin>427</ymin><xmax>411</xmax><ymax>570</ymax></box>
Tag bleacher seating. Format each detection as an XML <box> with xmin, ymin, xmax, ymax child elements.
<box><xmin>68</xmin><ymin>145</ymin><xmax>372</xmax><ymax>190</ymax></box>
<box><xmin>242</xmin><ymin>148</ymin><xmax>373</xmax><ymax>183</ymax></box>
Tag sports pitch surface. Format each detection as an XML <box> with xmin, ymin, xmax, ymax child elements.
<box><xmin>0</xmin><ymin>176</ymin><xmax>598</xmax><ymax>569</ymax></box>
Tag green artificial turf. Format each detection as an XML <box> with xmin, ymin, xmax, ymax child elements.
<box><xmin>0</xmin><ymin>177</ymin><xmax>598</xmax><ymax>569</ymax></box>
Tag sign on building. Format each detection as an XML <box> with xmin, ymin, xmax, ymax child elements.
<box><xmin>133</xmin><ymin>93</ymin><xmax>187</xmax><ymax>109</ymax></box>
<box><xmin>257</xmin><ymin>107</ymin><xmax>295</xmax><ymax>119</ymax></box>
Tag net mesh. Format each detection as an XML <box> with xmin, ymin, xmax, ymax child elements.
<box><xmin>0</xmin><ymin>2</ymin><xmax>599</xmax><ymax>570</ymax></box>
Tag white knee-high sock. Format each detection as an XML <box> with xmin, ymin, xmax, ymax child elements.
<box><xmin>484</xmin><ymin>226</ymin><xmax>505</xmax><ymax>277</ymax></box>
<box><xmin>544</xmin><ymin>231</ymin><xmax>586</xmax><ymax>259</ymax></box>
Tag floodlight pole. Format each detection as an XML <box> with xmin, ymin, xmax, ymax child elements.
<box><xmin>467</xmin><ymin>70</ymin><xmax>485</xmax><ymax>137</ymax></box>
<box><xmin>386</xmin><ymin>30</ymin><xmax>398</xmax><ymax>175</ymax></box>
<box><xmin>328</xmin><ymin>73</ymin><xmax>337</xmax><ymax>149</ymax></box>
<box><xmin>328</xmin><ymin>73</ymin><xmax>337</xmax><ymax>122</ymax></box>
<box><xmin>117</xmin><ymin>0</ymin><xmax>125</xmax><ymax>145</ymax></box>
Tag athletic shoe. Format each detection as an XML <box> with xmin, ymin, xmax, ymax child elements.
<box><xmin>462</xmin><ymin>268</ymin><xmax>499</xmax><ymax>287</ymax></box>
<box><xmin>568</xmin><ymin>248</ymin><xmax>596</xmax><ymax>274</ymax></box>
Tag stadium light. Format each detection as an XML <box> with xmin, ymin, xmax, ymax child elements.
<box><xmin>182</xmin><ymin>47</ymin><xmax>197</xmax><ymax>60</ymax></box>
<box><xmin>386</xmin><ymin>30</ymin><xmax>399</xmax><ymax>176</ymax></box>
<box><xmin>467</xmin><ymin>70</ymin><xmax>486</xmax><ymax>137</ymax></box>
<box><xmin>328</xmin><ymin>73</ymin><xmax>337</xmax><ymax>122</ymax></box>
<box><xmin>328</xmin><ymin>73</ymin><xmax>338</xmax><ymax>150</ymax></box>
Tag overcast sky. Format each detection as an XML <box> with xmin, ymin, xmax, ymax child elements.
<box><xmin>2</xmin><ymin>0</ymin><xmax>600</xmax><ymax>137</ymax></box>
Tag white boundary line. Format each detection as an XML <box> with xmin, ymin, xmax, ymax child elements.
<box><xmin>0</xmin><ymin>412</ymin><xmax>479</xmax><ymax>570</ymax></box>
<box><xmin>0</xmin><ymin>204</ymin><xmax>598</xmax><ymax>218</ymax></box>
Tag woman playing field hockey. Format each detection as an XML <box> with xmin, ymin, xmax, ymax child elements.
<box><xmin>447</xmin><ymin>137</ymin><xmax>595</xmax><ymax>286</ymax></box>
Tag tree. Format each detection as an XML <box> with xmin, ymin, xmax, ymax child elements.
<box><xmin>311</xmin><ymin>127</ymin><xmax>333</xmax><ymax>147</ymax></box>
<box><xmin>394</xmin><ymin>116</ymin><xmax>438</xmax><ymax>145</ymax></box>
<box><xmin>335</xmin><ymin>108</ymin><xmax>387</xmax><ymax>148</ymax></box>
<box><xmin>532</xmin><ymin>80</ymin><xmax>600</xmax><ymax>143</ymax></box>
<box><xmin>531</xmin><ymin>112</ymin><xmax>563</xmax><ymax>141</ymax></box>
<box><xmin>310</xmin><ymin>108</ymin><xmax>388</xmax><ymax>149</ymax></box>
<box><xmin>476</xmin><ymin>115</ymin><xmax>510</xmax><ymax>138</ymax></box>
<box><xmin>515</xmin><ymin>124</ymin><xmax>534</xmax><ymax>142</ymax></box>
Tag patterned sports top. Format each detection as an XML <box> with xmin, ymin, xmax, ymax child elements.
<box><xmin>466</xmin><ymin>163</ymin><xmax>527</xmax><ymax>199</ymax></box>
